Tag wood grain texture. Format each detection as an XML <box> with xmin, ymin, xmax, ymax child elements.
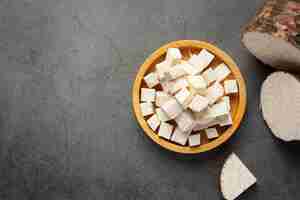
<box><xmin>132</xmin><ymin>40</ymin><xmax>247</xmax><ymax>154</ymax></box>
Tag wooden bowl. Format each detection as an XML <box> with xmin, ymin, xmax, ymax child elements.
<box><xmin>132</xmin><ymin>40</ymin><xmax>247</xmax><ymax>154</ymax></box>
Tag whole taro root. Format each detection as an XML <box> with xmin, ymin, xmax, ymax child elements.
<box><xmin>242</xmin><ymin>0</ymin><xmax>300</xmax><ymax>71</ymax></box>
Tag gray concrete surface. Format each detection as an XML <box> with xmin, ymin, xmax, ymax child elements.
<box><xmin>0</xmin><ymin>0</ymin><xmax>299</xmax><ymax>199</ymax></box>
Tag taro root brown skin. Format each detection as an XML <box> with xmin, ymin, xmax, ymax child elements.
<box><xmin>242</xmin><ymin>0</ymin><xmax>300</xmax><ymax>71</ymax></box>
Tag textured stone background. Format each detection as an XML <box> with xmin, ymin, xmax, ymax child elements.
<box><xmin>0</xmin><ymin>0</ymin><xmax>299</xmax><ymax>199</ymax></box>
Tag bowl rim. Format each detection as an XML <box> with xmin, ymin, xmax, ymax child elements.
<box><xmin>132</xmin><ymin>40</ymin><xmax>247</xmax><ymax>154</ymax></box>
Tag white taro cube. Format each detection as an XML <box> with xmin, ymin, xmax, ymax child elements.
<box><xmin>188</xmin><ymin>75</ymin><xmax>207</xmax><ymax>88</ymax></box>
<box><xmin>171</xmin><ymin>127</ymin><xmax>191</xmax><ymax>145</ymax></box>
<box><xmin>160</xmin><ymin>81</ymin><xmax>173</xmax><ymax>94</ymax></box>
<box><xmin>147</xmin><ymin>114</ymin><xmax>161</xmax><ymax>131</ymax></box>
<box><xmin>189</xmin><ymin>95</ymin><xmax>209</xmax><ymax>113</ymax></box>
<box><xmin>174</xmin><ymin>87</ymin><xmax>194</xmax><ymax>108</ymax></box>
<box><xmin>189</xmin><ymin>87</ymin><xmax>206</xmax><ymax>96</ymax></box>
<box><xmin>197</xmin><ymin>49</ymin><xmax>215</xmax><ymax>69</ymax></box>
<box><xmin>221</xmin><ymin>96</ymin><xmax>231</xmax><ymax>111</ymax></box>
<box><xmin>188</xmin><ymin>134</ymin><xmax>201</xmax><ymax>146</ymax></box>
<box><xmin>166</xmin><ymin>48</ymin><xmax>182</xmax><ymax>64</ymax></box>
<box><xmin>205</xmin><ymin>128</ymin><xmax>219</xmax><ymax>139</ymax></box>
<box><xmin>214</xmin><ymin>63</ymin><xmax>231</xmax><ymax>82</ymax></box>
<box><xmin>155</xmin><ymin>91</ymin><xmax>173</xmax><ymax>107</ymax></box>
<box><xmin>144</xmin><ymin>72</ymin><xmax>159</xmax><ymax>88</ymax></box>
<box><xmin>202</xmin><ymin>67</ymin><xmax>216</xmax><ymax>85</ymax></box>
<box><xmin>175</xmin><ymin>111</ymin><xmax>195</xmax><ymax>132</ymax></box>
<box><xmin>224</xmin><ymin>79</ymin><xmax>238</xmax><ymax>94</ymax></box>
<box><xmin>140</xmin><ymin>102</ymin><xmax>154</xmax><ymax>116</ymax></box>
<box><xmin>193</xmin><ymin>118</ymin><xmax>219</xmax><ymax>131</ymax></box>
<box><xmin>181</xmin><ymin>60</ymin><xmax>199</xmax><ymax>75</ymax></box>
<box><xmin>156</xmin><ymin>60</ymin><xmax>172</xmax><ymax>82</ymax></box>
<box><xmin>155</xmin><ymin>108</ymin><xmax>170</xmax><ymax>122</ymax></box>
<box><xmin>141</xmin><ymin>88</ymin><xmax>156</xmax><ymax>102</ymax></box>
<box><xmin>193</xmin><ymin>110</ymin><xmax>219</xmax><ymax>131</ymax></box>
<box><xmin>187</xmin><ymin>54</ymin><xmax>203</xmax><ymax>75</ymax></box>
<box><xmin>188</xmin><ymin>49</ymin><xmax>215</xmax><ymax>74</ymax></box>
<box><xmin>208</xmin><ymin>101</ymin><xmax>230</xmax><ymax>118</ymax></box>
<box><xmin>161</xmin><ymin>98</ymin><xmax>183</xmax><ymax>119</ymax></box>
<box><xmin>167</xmin><ymin>64</ymin><xmax>187</xmax><ymax>80</ymax></box>
<box><xmin>158</xmin><ymin>122</ymin><xmax>174</xmax><ymax>140</ymax></box>
<box><xmin>206</xmin><ymin>82</ymin><xmax>224</xmax><ymax>105</ymax></box>
<box><xmin>218</xmin><ymin>114</ymin><xmax>233</xmax><ymax>127</ymax></box>
<box><xmin>193</xmin><ymin>107</ymin><xmax>211</xmax><ymax>120</ymax></box>
<box><xmin>170</xmin><ymin>77</ymin><xmax>189</xmax><ymax>94</ymax></box>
